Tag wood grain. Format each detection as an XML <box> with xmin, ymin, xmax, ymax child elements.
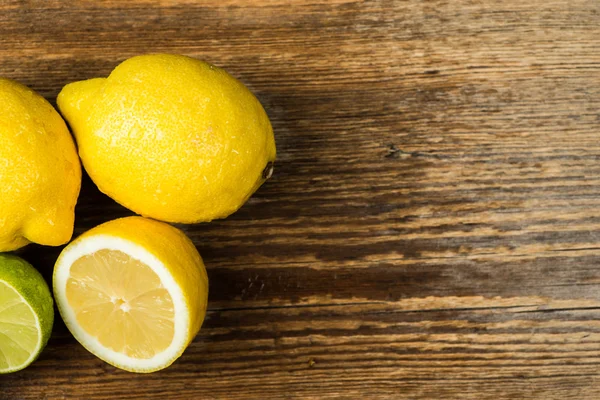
<box><xmin>1</xmin><ymin>0</ymin><xmax>600</xmax><ymax>398</ymax></box>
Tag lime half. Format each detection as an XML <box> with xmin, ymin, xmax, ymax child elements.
<box><xmin>0</xmin><ymin>254</ymin><xmax>54</xmax><ymax>373</ymax></box>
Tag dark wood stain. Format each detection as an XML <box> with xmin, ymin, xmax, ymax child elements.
<box><xmin>2</xmin><ymin>0</ymin><xmax>600</xmax><ymax>398</ymax></box>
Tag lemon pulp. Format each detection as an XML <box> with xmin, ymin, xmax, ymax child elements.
<box><xmin>66</xmin><ymin>249</ymin><xmax>175</xmax><ymax>359</ymax></box>
<box><xmin>0</xmin><ymin>281</ymin><xmax>40</xmax><ymax>371</ymax></box>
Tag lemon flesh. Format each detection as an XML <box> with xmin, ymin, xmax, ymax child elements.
<box><xmin>57</xmin><ymin>54</ymin><xmax>276</xmax><ymax>224</ymax></box>
<box><xmin>54</xmin><ymin>216</ymin><xmax>208</xmax><ymax>373</ymax></box>
<box><xmin>66</xmin><ymin>249</ymin><xmax>175</xmax><ymax>359</ymax></box>
<box><xmin>0</xmin><ymin>255</ymin><xmax>54</xmax><ymax>374</ymax></box>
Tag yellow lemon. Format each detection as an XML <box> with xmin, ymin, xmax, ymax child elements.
<box><xmin>0</xmin><ymin>78</ymin><xmax>81</xmax><ymax>251</ymax></box>
<box><xmin>53</xmin><ymin>216</ymin><xmax>208</xmax><ymax>373</ymax></box>
<box><xmin>58</xmin><ymin>54</ymin><xmax>276</xmax><ymax>223</ymax></box>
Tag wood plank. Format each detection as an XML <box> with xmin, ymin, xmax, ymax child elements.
<box><xmin>6</xmin><ymin>301</ymin><xmax>600</xmax><ymax>399</ymax></box>
<box><xmin>0</xmin><ymin>0</ymin><xmax>599</xmax><ymax>398</ymax></box>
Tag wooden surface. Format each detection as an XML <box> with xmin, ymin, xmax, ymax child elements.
<box><xmin>1</xmin><ymin>0</ymin><xmax>600</xmax><ymax>398</ymax></box>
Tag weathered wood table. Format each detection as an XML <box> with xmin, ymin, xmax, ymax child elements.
<box><xmin>1</xmin><ymin>0</ymin><xmax>600</xmax><ymax>398</ymax></box>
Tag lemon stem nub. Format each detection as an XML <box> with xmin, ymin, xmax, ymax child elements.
<box><xmin>263</xmin><ymin>162</ymin><xmax>274</xmax><ymax>180</ymax></box>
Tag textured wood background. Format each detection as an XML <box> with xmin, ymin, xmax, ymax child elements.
<box><xmin>1</xmin><ymin>0</ymin><xmax>600</xmax><ymax>398</ymax></box>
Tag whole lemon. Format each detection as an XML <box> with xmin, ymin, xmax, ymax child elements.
<box><xmin>0</xmin><ymin>78</ymin><xmax>81</xmax><ymax>251</ymax></box>
<box><xmin>58</xmin><ymin>54</ymin><xmax>276</xmax><ymax>223</ymax></box>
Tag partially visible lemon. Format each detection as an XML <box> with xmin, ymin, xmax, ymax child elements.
<box><xmin>0</xmin><ymin>254</ymin><xmax>54</xmax><ymax>374</ymax></box>
<box><xmin>58</xmin><ymin>54</ymin><xmax>276</xmax><ymax>224</ymax></box>
<box><xmin>0</xmin><ymin>78</ymin><xmax>81</xmax><ymax>251</ymax></box>
<box><xmin>53</xmin><ymin>216</ymin><xmax>208</xmax><ymax>373</ymax></box>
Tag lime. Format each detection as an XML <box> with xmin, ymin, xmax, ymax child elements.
<box><xmin>0</xmin><ymin>254</ymin><xmax>54</xmax><ymax>373</ymax></box>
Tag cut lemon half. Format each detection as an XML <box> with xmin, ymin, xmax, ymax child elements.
<box><xmin>53</xmin><ymin>217</ymin><xmax>208</xmax><ymax>373</ymax></box>
<box><xmin>0</xmin><ymin>254</ymin><xmax>54</xmax><ymax>374</ymax></box>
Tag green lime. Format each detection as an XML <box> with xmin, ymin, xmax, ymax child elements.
<box><xmin>0</xmin><ymin>254</ymin><xmax>53</xmax><ymax>373</ymax></box>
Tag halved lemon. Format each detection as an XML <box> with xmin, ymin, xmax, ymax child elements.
<box><xmin>53</xmin><ymin>217</ymin><xmax>208</xmax><ymax>373</ymax></box>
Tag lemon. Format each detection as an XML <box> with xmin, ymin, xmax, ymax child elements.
<box><xmin>0</xmin><ymin>78</ymin><xmax>81</xmax><ymax>251</ymax></box>
<box><xmin>57</xmin><ymin>54</ymin><xmax>276</xmax><ymax>224</ymax></box>
<box><xmin>0</xmin><ymin>254</ymin><xmax>54</xmax><ymax>374</ymax></box>
<box><xmin>53</xmin><ymin>216</ymin><xmax>208</xmax><ymax>373</ymax></box>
